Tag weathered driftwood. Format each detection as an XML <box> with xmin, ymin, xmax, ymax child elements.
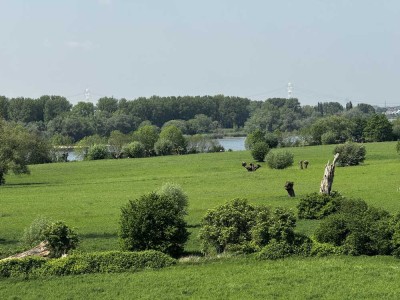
<box><xmin>1</xmin><ymin>242</ymin><xmax>50</xmax><ymax>261</ymax></box>
<box><xmin>285</xmin><ymin>181</ymin><xmax>295</xmax><ymax>197</ymax></box>
<box><xmin>320</xmin><ymin>153</ymin><xmax>339</xmax><ymax>195</ymax></box>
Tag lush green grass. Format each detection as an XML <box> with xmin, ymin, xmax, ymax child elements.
<box><xmin>1</xmin><ymin>142</ymin><xmax>399</xmax><ymax>254</ymax></box>
<box><xmin>0</xmin><ymin>142</ymin><xmax>399</xmax><ymax>298</ymax></box>
<box><xmin>1</xmin><ymin>255</ymin><xmax>400</xmax><ymax>299</ymax></box>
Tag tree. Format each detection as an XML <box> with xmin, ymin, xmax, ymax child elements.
<box><xmin>108</xmin><ymin>130</ymin><xmax>130</xmax><ymax>158</ymax></box>
<box><xmin>119</xmin><ymin>192</ymin><xmax>189</xmax><ymax>257</ymax></box>
<box><xmin>132</xmin><ymin>125</ymin><xmax>159</xmax><ymax>156</ymax></box>
<box><xmin>96</xmin><ymin>97</ymin><xmax>118</xmax><ymax>115</ymax></box>
<box><xmin>43</xmin><ymin>221</ymin><xmax>79</xmax><ymax>258</ymax></box>
<box><xmin>71</xmin><ymin>101</ymin><xmax>95</xmax><ymax>117</ymax></box>
<box><xmin>0</xmin><ymin>121</ymin><xmax>32</xmax><ymax>185</ymax></box>
<box><xmin>334</xmin><ymin>143</ymin><xmax>366</xmax><ymax>166</ymax></box>
<box><xmin>42</xmin><ymin>95</ymin><xmax>72</xmax><ymax>123</ymax></box>
<box><xmin>363</xmin><ymin>114</ymin><xmax>393</xmax><ymax>142</ymax></box>
<box><xmin>158</xmin><ymin>125</ymin><xmax>187</xmax><ymax>154</ymax></box>
<box><xmin>251</xmin><ymin>142</ymin><xmax>270</xmax><ymax>162</ymax></box>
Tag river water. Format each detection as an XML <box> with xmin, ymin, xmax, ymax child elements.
<box><xmin>65</xmin><ymin>137</ymin><xmax>246</xmax><ymax>161</ymax></box>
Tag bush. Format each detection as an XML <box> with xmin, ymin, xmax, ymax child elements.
<box><xmin>21</xmin><ymin>216</ymin><xmax>52</xmax><ymax>248</ymax></box>
<box><xmin>256</xmin><ymin>240</ymin><xmax>292</xmax><ymax>260</ymax></box>
<box><xmin>35</xmin><ymin>250</ymin><xmax>175</xmax><ymax>276</ymax></box>
<box><xmin>251</xmin><ymin>142</ymin><xmax>270</xmax><ymax>162</ymax></box>
<box><xmin>122</xmin><ymin>141</ymin><xmax>145</xmax><ymax>158</ymax></box>
<box><xmin>119</xmin><ymin>192</ymin><xmax>189</xmax><ymax>257</ymax></box>
<box><xmin>156</xmin><ymin>183</ymin><xmax>188</xmax><ymax>215</ymax></box>
<box><xmin>86</xmin><ymin>144</ymin><xmax>110</xmax><ymax>160</ymax></box>
<box><xmin>334</xmin><ymin>142</ymin><xmax>366</xmax><ymax>166</ymax></box>
<box><xmin>310</xmin><ymin>241</ymin><xmax>344</xmax><ymax>257</ymax></box>
<box><xmin>321</xmin><ymin>131</ymin><xmax>338</xmax><ymax>145</ymax></box>
<box><xmin>314</xmin><ymin>205</ymin><xmax>394</xmax><ymax>256</ymax></box>
<box><xmin>154</xmin><ymin>138</ymin><xmax>174</xmax><ymax>156</ymax></box>
<box><xmin>297</xmin><ymin>192</ymin><xmax>344</xmax><ymax>220</ymax></box>
<box><xmin>265</xmin><ymin>151</ymin><xmax>294</xmax><ymax>169</ymax></box>
<box><xmin>43</xmin><ymin>221</ymin><xmax>79</xmax><ymax>258</ymax></box>
<box><xmin>0</xmin><ymin>257</ymin><xmax>46</xmax><ymax>278</ymax></box>
<box><xmin>199</xmin><ymin>199</ymin><xmax>297</xmax><ymax>254</ymax></box>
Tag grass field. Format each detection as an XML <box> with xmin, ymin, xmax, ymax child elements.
<box><xmin>1</xmin><ymin>142</ymin><xmax>399</xmax><ymax>299</ymax></box>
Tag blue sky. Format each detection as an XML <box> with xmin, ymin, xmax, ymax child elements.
<box><xmin>0</xmin><ymin>0</ymin><xmax>399</xmax><ymax>106</ymax></box>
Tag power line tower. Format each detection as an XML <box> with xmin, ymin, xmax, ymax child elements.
<box><xmin>287</xmin><ymin>82</ymin><xmax>293</xmax><ymax>99</ymax></box>
<box><xmin>84</xmin><ymin>88</ymin><xmax>91</xmax><ymax>102</ymax></box>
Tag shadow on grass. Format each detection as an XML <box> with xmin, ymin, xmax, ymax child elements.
<box><xmin>0</xmin><ymin>238</ymin><xmax>19</xmax><ymax>246</ymax></box>
<box><xmin>81</xmin><ymin>232</ymin><xmax>117</xmax><ymax>239</ymax></box>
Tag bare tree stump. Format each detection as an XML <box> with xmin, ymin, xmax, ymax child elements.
<box><xmin>304</xmin><ymin>160</ymin><xmax>309</xmax><ymax>169</ymax></box>
<box><xmin>285</xmin><ymin>181</ymin><xmax>295</xmax><ymax>197</ymax></box>
<box><xmin>299</xmin><ymin>161</ymin><xmax>303</xmax><ymax>169</ymax></box>
<box><xmin>320</xmin><ymin>153</ymin><xmax>339</xmax><ymax>195</ymax></box>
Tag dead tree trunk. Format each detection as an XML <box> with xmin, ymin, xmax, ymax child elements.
<box><xmin>320</xmin><ymin>153</ymin><xmax>339</xmax><ymax>195</ymax></box>
<box><xmin>285</xmin><ymin>181</ymin><xmax>295</xmax><ymax>197</ymax></box>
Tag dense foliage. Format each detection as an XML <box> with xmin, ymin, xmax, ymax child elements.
<box><xmin>119</xmin><ymin>188</ymin><xmax>189</xmax><ymax>257</ymax></box>
<box><xmin>251</xmin><ymin>142</ymin><xmax>270</xmax><ymax>162</ymax></box>
<box><xmin>43</xmin><ymin>221</ymin><xmax>79</xmax><ymax>258</ymax></box>
<box><xmin>0</xmin><ymin>251</ymin><xmax>175</xmax><ymax>278</ymax></box>
<box><xmin>265</xmin><ymin>151</ymin><xmax>294</xmax><ymax>169</ymax></box>
<box><xmin>334</xmin><ymin>142</ymin><xmax>366</xmax><ymax>166</ymax></box>
<box><xmin>198</xmin><ymin>199</ymin><xmax>299</xmax><ymax>254</ymax></box>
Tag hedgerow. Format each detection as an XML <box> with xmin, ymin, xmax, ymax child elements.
<box><xmin>0</xmin><ymin>250</ymin><xmax>175</xmax><ymax>278</ymax></box>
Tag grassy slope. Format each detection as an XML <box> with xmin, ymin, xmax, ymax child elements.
<box><xmin>0</xmin><ymin>142</ymin><xmax>399</xmax><ymax>298</ymax></box>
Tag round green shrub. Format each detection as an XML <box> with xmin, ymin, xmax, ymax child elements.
<box><xmin>297</xmin><ymin>192</ymin><xmax>344</xmax><ymax>220</ymax></box>
<box><xmin>156</xmin><ymin>183</ymin><xmax>188</xmax><ymax>216</ymax></box>
<box><xmin>123</xmin><ymin>141</ymin><xmax>145</xmax><ymax>158</ymax></box>
<box><xmin>154</xmin><ymin>138</ymin><xmax>174</xmax><ymax>156</ymax></box>
<box><xmin>119</xmin><ymin>192</ymin><xmax>189</xmax><ymax>258</ymax></box>
<box><xmin>86</xmin><ymin>144</ymin><xmax>109</xmax><ymax>160</ymax></box>
<box><xmin>43</xmin><ymin>221</ymin><xmax>79</xmax><ymax>258</ymax></box>
<box><xmin>199</xmin><ymin>199</ymin><xmax>297</xmax><ymax>255</ymax></box>
<box><xmin>265</xmin><ymin>151</ymin><xmax>294</xmax><ymax>169</ymax></box>
<box><xmin>334</xmin><ymin>142</ymin><xmax>366</xmax><ymax>166</ymax></box>
<box><xmin>251</xmin><ymin>142</ymin><xmax>270</xmax><ymax>162</ymax></box>
<box><xmin>256</xmin><ymin>240</ymin><xmax>292</xmax><ymax>260</ymax></box>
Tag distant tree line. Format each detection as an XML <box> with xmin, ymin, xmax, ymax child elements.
<box><xmin>1</xmin><ymin>94</ymin><xmax>399</xmax><ymax>153</ymax></box>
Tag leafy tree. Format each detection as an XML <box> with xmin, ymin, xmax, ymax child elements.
<box><xmin>187</xmin><ymin>114</ymin><xmax>213</xmax><ymax>134</ymax></box>
<box><xmin>43</xmin><ymin>221</ymin><xmax>79</xmax><ymax>258</ymax></box>
<box><xmin>158</xmin><ymin>125</ymin><xmax>187</xmax><ymax>154</ymax></box>
<box><xmin>154</xmin><ymin>138</ymin><xmax>174</xmax><ymax>156</ymax></box>
<box><xmin>21</xmin><ymin>216</ymin><xmax>52</xmax><ymax>247</ymax></box>
<box><xmin>307</xmin><ymin>115</ymin><xmax>354</xmax><ymax>145</ymax></box>
<box><xmin>245</xmin><ymin>129</ymin><xmax>265</xmax><ymax>150</ymax></box>
<box><xmin>0</xmin><ymin>96</ymin><xmax>9</xmax><ymax>119</ymax></box>
<box><xmin>363</xmin><ymin>114</ymin><xmax>393</xmax><ymax>142</ymax></box>
<box><xmin>334</xmin><ymin>142</ymin><xmax>366</xmax><ymax>166</ymax></box>
<box><xmin>71</xmin><ymin>102</ymin><xmax>95</xmax><ymax>117</ymax></box>
<box><xmin>357</xmin><ymin>103</ymin><xmax>375</xmax><ymax>114</ymax></box>
<box><xmin>122</xmin><ymin>141</ymin><xmax>145</xmax><ymax>158</ymax></box>
<box><xmin>119</xmin><ymin>192</ymin><xmax>189</xmax><ymax>257</ymax></box>
<box><xmin>108</xmin><ymin>130</ymin><xmax>130</xmax><ymax>158</ymax></box>
<box><xmin>251</xmin><ymin>142</ymin><xmax>270</xmax><ymax>162</ymax></box>
<box><xmin>0</xmin><ymin>121</ymin><xmax>33</xmax><ymax>185</ymax></box>
<box><xmin>132</xmin><ymin>125</ymin><xmax>159</xmax><ymax>156</ymax></box>
<box><xmin>42</xmin><ymin>95</ymin><xmax>72</xmax><ymax>123</ymax></box>
<box><xmin>96</xmin><ymin>97</ymin><xmax>118</xmax><ymax>115</ymax></box>
<box><xmin>86</xmin><ymin>144</ymin><xmax>110</xmax><ymax>160</ymax></box>
<box><xmin>162</xmin><ymin>119</ymin><xmax>188</xmax><ymax>134</ymax></box>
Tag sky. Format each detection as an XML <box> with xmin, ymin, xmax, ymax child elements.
<box><xmin>0</xmin><ymin>0</ymin><xmax>399</xmax><ymax>106</ymax></box>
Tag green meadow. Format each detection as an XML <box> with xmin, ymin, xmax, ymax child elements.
<box><xmin>1</xmin><ymin>142</ymin><xmax>400</xmax><ymax>299</ymax></box>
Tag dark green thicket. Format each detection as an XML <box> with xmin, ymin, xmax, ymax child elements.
<box><xmin>297</xmin><ymin>192</ymin><xmax>345</xmax><ymax>220</ymax></box>
<box><xmin>119</xmin><ymin>191</ymin><xmax>189</xmax><ymax>258</ymax></box>
<box><xmin>198</xmin><ymin>199</ymin><xmax>301</xmax><ymax>255</ymax></box>
<box><xmin>251</xmin><ymin>142</ymin><xmax>270</xmax><ymax>162</ymax></box>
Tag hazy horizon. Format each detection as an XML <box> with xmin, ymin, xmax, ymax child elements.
<box><xmin>1</xmin><ymin>0</ymin><xmax>399</xmax><ymax>107</ymax></box>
